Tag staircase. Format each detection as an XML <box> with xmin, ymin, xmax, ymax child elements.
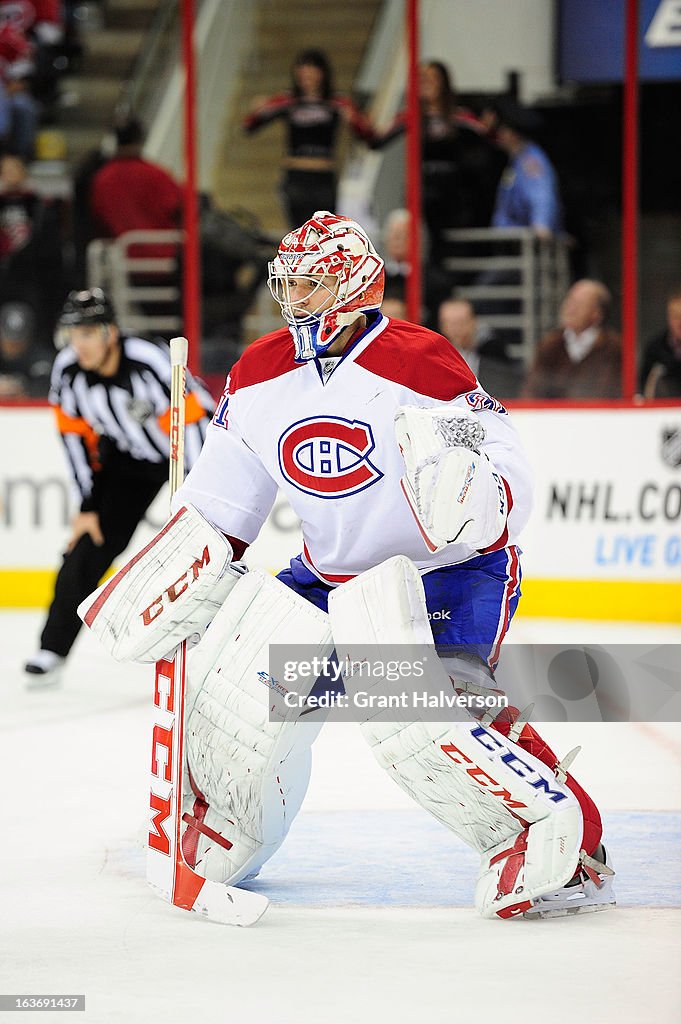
<box><xmin>213</xmin><ymin>0</ymin><xmax>383</xmax><ymax>235</ymax></box>
<box><xmin>57</xmin><ymin>0</ymin><xmax>162</xmax><ymax>167</ymax></box>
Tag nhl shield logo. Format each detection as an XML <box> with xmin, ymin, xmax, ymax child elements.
<box><xmin>661</xmin><ymin>427</ymin><xmax>681</xmax><ymax>469</ymax></box>
<box><xmin>127</xmin><ymin>397</ymin><xmax>154</xmax><ymax>424</ymax></box>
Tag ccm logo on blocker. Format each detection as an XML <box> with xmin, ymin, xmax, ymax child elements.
<box><xmin>141</xmin><ymin>546</ymin><xmax>212</xmax><ymax>626</ymax></box>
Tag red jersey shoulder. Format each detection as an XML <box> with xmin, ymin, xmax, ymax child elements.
<box><xmin>355</xmin><ymin>318</ymin><xmax>477</xmax><ymax>400</ymax></box>
<box><xmin>229</xmin><ymin>327</ymin><xmax>302</xmax><ymax>393</ymax></box>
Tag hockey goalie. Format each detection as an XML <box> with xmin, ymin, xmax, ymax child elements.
<box><xmin>79</xmin><ymin>211</ymin><xmax>615</xmax><ymax>919</ymax></box>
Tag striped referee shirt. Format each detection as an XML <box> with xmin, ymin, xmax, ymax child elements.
<box><xmin>50</xmin><ymin>335</ymin><xmax>215</xmax><ymax>510</ymax></box>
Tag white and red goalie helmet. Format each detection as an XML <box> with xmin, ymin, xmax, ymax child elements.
<box><xmin>268</xmin><ymin>210</ymin><xmax>385</xmax><ymax>361</ymax></box>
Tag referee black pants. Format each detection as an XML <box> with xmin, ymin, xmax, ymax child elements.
<box><xmin>40</xmin><ymin>461</ymin><xmax>166</xmax><ymax>659</ymax></box>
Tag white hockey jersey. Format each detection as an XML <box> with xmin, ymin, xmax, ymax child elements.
<box><xmin>173</xmin><ymin>315</ymin><xmax>533</xmax><ymax>584</ymax></box>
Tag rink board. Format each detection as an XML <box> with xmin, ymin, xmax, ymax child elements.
<box><xmin>0</xmin><ymin>405</ymin><xmax>679</xmax><ymax>620</ymax></box>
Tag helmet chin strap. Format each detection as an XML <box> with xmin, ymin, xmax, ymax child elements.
<box><xmin>290</xmin><ymin>310</ymin><xmax>366</xmax><ymax>362</ymax></box>
<box><xmin>289</xmin><ymin>321</ymin><xmax>331</xmax><ymax>362</ymax></box>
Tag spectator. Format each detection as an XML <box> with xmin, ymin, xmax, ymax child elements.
<box><xmin>372</xmin><ymin>61</ymin><xmax>504</xmax><ymax>263</ymax></box>
<box><xmin>487</xmin><ymin>96</ymin><xmax>562</xmax><ymax>239</ymax></box>
<box><xmin>0</xmin><ymin>1</ymin><xmax>63</xmax><ymax>48</ymax></box>
<box><xmin>0</xmin><ymin>300</ymin><xmax>51</xmax><ymax>397</ymax></box>
<box><xmin>0</xmin><ymin>0</ymin><xmax>64</xmax><ymax>114</ymax></box>
<box><xmin>639</xmin><ymin>285</ymin><xmax>681</xmax><ymax>399</ymax></box>
<box><xmin>89</xmin><ymin>119</ymin><xmax>183</xmax><ymax>252</ymax></box>
<box><xmin>0</xmin><ymin>152</ymin><xmax>64</xmax><ymax>342</ymax></box>
<box><xmin>382</xmin><ymin>207</ymin><xmax>410</xmax><ymax>292</ymax></box>
<box><xmin>0</xmin><ymin>20</ymin><xmax>34</xmax><ymax>85</ymax></box>
<box><xmin>71</xmin><ymin>141</ymin><xmax>110</xmax><ymax>282</ymax></box>
<box><xmin>199</xmin><ymin>196</ymin><xmax>271</xmax><ymax>372</ymax></box>
<box><xmin>438</xmin><ymin>297</ymin><xmax>492</xmax><ymax>374</ymax></box>
<box><xmin>381</xmin><ymin>296</ymin><xmax>408</xmax><ymax>320</ymax></box>
<box><xmin>473</xmin><ymin>98</ymin><xmax>564</xmax><ymax>346</ymax></box>
<box><xmin>438</xmin><ymin>297</ymin><xmax>523</xmax><ymax>397</ymax></box>
<box><xmin>0</xmin><ymin>22</ymin><xmax>37</xmax><ymax>154</ymax></box>
<box><xmin>243</xmin><ymin>48</ymin><xmax>374</xmax><ymax>227</ymax></box>
<box><xmin>89</xmin><ymin>119</ymin><xmax>183</xmax><ymax>332</ymax></box>
<box><xmin>4</xmin><ymin>59</ymin><xmax>40</xmax><ymax>159</ymax></box>
<box><xmin>522</xmin><ymin>279</ymin><xmax>621</xmax><ymax>399</ymax></box>
<box><xmin>381</xmin><ymin>207</ymin><xmax>452</xmax><ymax>330</ymax></box>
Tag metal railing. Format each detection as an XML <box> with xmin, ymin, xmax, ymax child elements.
<box><xmin>114</xmin><ymin>1</ymin><xmax>255</xmax><ymax>190</ymax></box>
<box><xmin>115</xmin><ymin>0</ymin><xmax>180</xmax><ymax>128</ymax></box>
<box><xmin>87</xmin><ymin>230</ymin><xmax>183</xmax><ymax>335</ymax></box>
<box><xmin>441</xmin><ymin>227</ymin><xmax>571</xmax><ymax>364</ymax></box>
<box><xmin>87</xmin><ymin>224</ymin><xmax>570</xmax><ymax>353</ymax></box>
<box><xmin>337</xmin><ymin>0</ymin><xmax>406</xmax><ymax>229</ymax></box>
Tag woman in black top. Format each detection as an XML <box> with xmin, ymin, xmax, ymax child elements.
<box><xmin>243</xmin><ymin>49</ymin><xmax>374</xmax><ymax>227</ymax></box>
<box><xmin>373</xmin><ymin>61</ymin><xmax>504</xmax><ymax>264</ymax></box>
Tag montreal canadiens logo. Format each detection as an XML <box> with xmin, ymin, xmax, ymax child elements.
<box><xmin>278</xmin><ymin>416</ymin><xmax>383</xmax><ymax>498</ymax></box>
<box><xmin>464</xmin><ymin>391</ymin><xmax>508</xmax><ymax>415</ymax></box>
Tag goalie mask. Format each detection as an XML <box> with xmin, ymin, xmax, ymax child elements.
<box><xmin>268</xmin><ymin>211</ymin><xmax>385</xmax><ymax>361</ymax></box>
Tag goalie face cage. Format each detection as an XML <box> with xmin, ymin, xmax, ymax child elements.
<box><xmin>267</xmin><ymin>270</ymin><xmax>343</xmax><ymax>325</ymax></box>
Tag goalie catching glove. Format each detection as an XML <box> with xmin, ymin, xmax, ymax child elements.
<box><xmin>395</xmin><ymin>405</ymin><xmax>510</xmax><ymax>553</ymax></box>
<box><xmin>77</xmin><ymin>504</ymin><xmax>245</xmax><ymax>663</ymax></box>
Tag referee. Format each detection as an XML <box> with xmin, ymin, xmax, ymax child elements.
<box><xmin>25</xmin><ymin>289</ymin><xmax>215</xmax><ymax>686</ymax></box>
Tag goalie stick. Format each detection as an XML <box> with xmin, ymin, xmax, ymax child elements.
<box><xmin>146</xmin><ymin>337</ymin><xmax>268</xmax><ymax>926</ymax></box>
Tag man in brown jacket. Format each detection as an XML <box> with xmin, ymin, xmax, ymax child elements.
<box><xmin>522</xmin><ymin>279</ymin><xmax>621</xmax><ymax>399</ymax></box>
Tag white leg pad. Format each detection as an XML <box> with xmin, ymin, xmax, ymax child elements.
<box><xmin>328</xmin><ymin>555</ymin><xmax>584</xmax><ymax>915</ymax></box>
<box><xmin>182</xmin><ymin>570</ymin><xmax>333</xmax><ymax>885</ymax></box>
<box><xmin>475</xmin><ymin>807</ymin><xmax>583</xmax><ymax>918</ymax></box>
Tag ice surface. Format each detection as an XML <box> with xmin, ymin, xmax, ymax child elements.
<box><xmin>1</xmin><ymin>612</ymin><xmax>679</xmax><ymax>1023</ymax></box>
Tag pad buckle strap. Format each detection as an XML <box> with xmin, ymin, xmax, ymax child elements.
<box><xmin>554</xmin><ymin>745</ymin><xmax>582</xmax><ymax>784</ymax></box>
<box><xmin>450</xmin><ymin>676</ymin><xmax>508</xmax><ymax>726</ymax></box>
<box><xmin>491</xmin><ymin>828</ymin><xmax>534</xmax><ymax>919</ymax></box>
<box><xmin>579</xmin><ymin>848</ymin><xmax>615</xmax><ymax>885</ymax></box>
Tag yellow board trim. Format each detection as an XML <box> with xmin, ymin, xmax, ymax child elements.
<box><xmin>516</xmin><ymin>578</ymin><xmax>680</xmax><ymax>623</ymax></box>
<box><xmin>1</xmin><ymin>569</ymin><xmax>113</xmax><ymax>609</ymax></box>
<box><xmin>1</xmin><ymin>569</ymin><xmax>679</xmax><ymax>623</ymax></box>
<box><xmin>2</xmin><ymin>570</ymin><xmax>58</xmax><ymax>608</ymax></box>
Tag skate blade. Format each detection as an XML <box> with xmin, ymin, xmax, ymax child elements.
<box><xmin>25</xmin><ymin>670</ymin><xmax>63</xmax><ymax>691</ymax></box>
<box><xmin>525</xmin><ymin>899</ymin><xmax>616</xmax><ymax>920</ymax></box>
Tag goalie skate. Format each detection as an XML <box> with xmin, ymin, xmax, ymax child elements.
<box><xmin>524</xmin><ymin>844</ymin><xmax>616</xmax><ymax>919</ymax></box>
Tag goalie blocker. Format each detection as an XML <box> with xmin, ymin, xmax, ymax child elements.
<box><xmin>77</xmin><ymin>504</ymin><xmax>245</xmax><ymax>663</ymax></box>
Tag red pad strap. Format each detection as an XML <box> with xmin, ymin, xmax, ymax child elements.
<box><xmin>491</xmin><ymin>829</ymin><xmax>533</xmax><ymax>919</ymax></box>
<box><xmin>496</xmin><ymin>899</ymin><xmax>533</xmax><ymax>919</ymax></box>
<box><xmin>225</xmin><ymin>534</ymin><xmax>248</xmax><ymax>561</ymax></box>
<box><xmin>495</xmin><ymin>829</ymin><xmax>529</xmax><ymax>896</ymax></box>
<box><xmin>490</xmin><ymin>713</ymin><xmax>603</xmax><ymax>857</ymax></box>
<box><xmin>181</xmin><ymin>770</ymin><xmax>234</xmax><ymax>869</ymax></box>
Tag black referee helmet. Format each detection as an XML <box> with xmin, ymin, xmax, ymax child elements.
<box><xmin>59</xmin><ymin>288</ymin><xmax>117</xmax><ymax>327</ymax></box>
<box><xmin>55</xmin><ymin>289</ymin><xmax>118</xmax><ymax>350</ymax></box>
